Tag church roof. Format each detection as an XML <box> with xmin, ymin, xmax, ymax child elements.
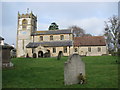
<box><xmin>0</xmin><ymin>36</ymin><xmax>4</xmax><ymax>40</ymax></box>
<box><xmin>26</xmin><ymin>40</ymin><xmax>73</xmax><ymax>48</ymax></box>
<box><xmin>31</xmin><ymin>29</ymin><xmax>72</xmax><ymax>35</ymax></box>
<box><xmin>0</xmin><ymin>44</ymin><xmax>14</xmax><ymax>49</ymax></box>
<box><xmin>74</xmin><ymin>36</ymin><xmax>106</xmax><ymax>46</ymax></box>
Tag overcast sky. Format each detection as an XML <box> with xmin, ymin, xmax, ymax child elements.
<box><xmin>1</xmin><ymin>2</ymin><xmax>118</xmax><ymax>46</ymax></box>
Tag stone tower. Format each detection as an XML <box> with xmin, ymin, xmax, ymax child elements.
<box><xmin>16</xmin><ymin>11</ymin><xmax>37</xmax><ymax>57</ymax></box>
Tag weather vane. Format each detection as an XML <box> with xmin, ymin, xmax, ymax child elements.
<box><xmin>27</xmin><ymin>8</ymin><xmax>29</xmax><ymax>13</ymax></box>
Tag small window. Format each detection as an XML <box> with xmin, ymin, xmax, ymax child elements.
<box><xmin>88</xmin><ymin>47</ymin><xmax>91</xmax><ymax>52</ymax></box>
<box><xmin>22</xmin><ymin>19</ymin><xmax>27</xmax><ymax>24</ymax></box>
<box><xmin>32</xmin><ymin>48</ymin><xmax>35</xmax><ymax>53</ymax></box>
<box><xmin>40</xmin><ymin>36</ymin><xmax>43</xmax><ymax>41</ymax></box>
<box><xmin>23</xmin><ymin>40</ymin><xmax>24</xmax><ymax>50</ymax></box>
<box><xmin>50</xmin><ymin>36</ymin><xmax>53</xmax><ymax>40</ymax></box>
<box><xmin>63</xmin><ymin>47</ymin><xmax>67</xmax><ymax>53</ymax></box>
<box><xmin>53</xmin><ymin>47</ymin><xmax>56</xmax><ymax>53</ymax></box>
<box><xmin>74</xmin><ymin>48</ymin><xmax>78</xmax><ymax>52</ymax></box>
<box><xmin>60</xmin><ymin>35</ymin><xmax>64</xmax><ymax>40</ymax></box>
<box><xmin>22</xmin><ymin>26</ymin><xmax>26</xmax><ymax>29</ymax></box>
<box><xmin>22</xmin><ymin>19</ymin><xmax>27</xmax><ymax>30</ymax></box>
<box><xmin>98</xmin><ymin>47</ymin><xmax>101</xmax><ymax>52</ymax></box>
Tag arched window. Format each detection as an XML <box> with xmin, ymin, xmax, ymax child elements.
<box><xmin>74</xmin><ymin>48</ymin><xmax>78</xmax><ymax>52</ymax></box>
<box><xmin>88</xmin><ymin>47</ymin><xmax>91</xmax><ymax>52</ymax></box>
<box><xmin>98</xmin><ymin>47</ymin><xmax>101</xmax><ymax>52</ymax></box>
<box><xmin>60</xmin><ymin>35</ymin><xmax>64</xmax><ymax>40</ymax></box>
<box><xmin>50</xmin><ymin>36</ymin><xmax>53</xmax><ymax>40</ymax></box>
<box><xmin>53</xmin><ymin>47</ymin><xmax>56</xmax><ymax>53</ymax></box>
<box><xmin>63</xmin><ymin>47</ymin><xmax>67</xmax><ymax>53</ymax></box>
<box><xmin>22</xmin><ymin>19</ymin><xmax>27</xmax><ymax>29</ymax></box>
<box><xmin>40</xmin><ymin>36</ymin><xmax>43</xmax><ymax>41</ymax></box>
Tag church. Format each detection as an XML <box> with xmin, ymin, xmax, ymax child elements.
<box><xmin>16</xmin><ymin>11</ymin><xmax>107</xmax><ymax>58</ymax></box>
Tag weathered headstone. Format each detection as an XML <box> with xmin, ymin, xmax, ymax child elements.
<box><xmin>1</xmin><ymin>45</ymin><xmax>14</xmax><ymax>68</ymax></box>
<box><xmin>64</xmin><ymin>53</ymin><xmax>85</xmax><ymax>85</ymax></box>
<box><xmin>57</xmin><ymin>51</ymin><xmax>63</xmax><ymax>60</ymax></box>
<box><xmin>33</xmin><ymin>53</ymin><xmax>37</xmax><ymax>58</ymax></box>
<box><xmin>26</xmin><ymin>53</ymin><xmax>29</xmax><ymax>58</ymax></box>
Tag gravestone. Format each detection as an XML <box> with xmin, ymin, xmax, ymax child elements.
<box><xmin>26</xmin><ymin>53</ymin><xmax>29</xmax><ymax>58</ymax></box>
<box><xmin>1</xmin><ymin>45</ymin><xmax>14</xmax><ymax>68</ymax></box>
<box><xmin>64</xmin><ymin>53</ymin><xmax>85</xmax><ymax>85</ymax></box>
<box><xmin>57</xmin><ymin>51</ymin><xmax>63</xmax><ymax>60</ymax></box>
<box><xmin>33</xmin><ymin>53</ymin><xmax>37</xmax><ymax>58</ymax></box>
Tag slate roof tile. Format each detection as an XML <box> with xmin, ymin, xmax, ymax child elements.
<box><xmin>26</xmin><ymin>40</ymin><xmax>73</xmax><ymax>48</ymax></box>
<box><xmin>31</xmin><ymin>29</ymin><xmax>72</xmax><ymax>35</ymax></box>
<box><xmin>0</xmin><ymin>36</ymin><xmax>4</xmax><ymax>40</ymax></box>
<box><xmin>74</xmin><ymin>36</ymin><xmax>106</xmax><ymax>46</ymax></box>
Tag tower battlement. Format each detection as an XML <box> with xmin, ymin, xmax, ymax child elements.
<box><xmin>16</xmin><ymin>10</ymin><xmax>37</xmax><ymax>57</ymax></box>
<box><xmin>18</xmin><ymin>12</ymin><xmax>37</xmax><ymax>20</ymax></box>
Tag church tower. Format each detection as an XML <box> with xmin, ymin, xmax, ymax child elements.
<box><xmin>16</xmin><ymin>10</ymin><xmax>37</xmax><ymax>57</ymax></box>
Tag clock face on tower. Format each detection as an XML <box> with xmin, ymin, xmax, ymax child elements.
<box><xmin>18</xmin><ymin>31</ymin><xmax>30</xmax><ymax>40</ymax></box>
<box><xmin>22</xmin><ymin>31</ymin><xmax>27</xmax><ymax>35</ymax></box>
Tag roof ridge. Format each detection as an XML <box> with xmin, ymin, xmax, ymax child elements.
<box><xmin>32</xmin><ymin>40</ymin><xmax>72</xmax><ymax>43</ymax></box>
<box><xmin>74</xmin><ymin>36</ymin><xmax>106</xmax><ymax>46</ymax></box>
<box><xmin>74</xmin><ymin>36</ymin><xmax>104</xmax><ymax>38</ymax></box>
<box><xmin>35</xmin><ymin>29</ymin><xmax>71</xmax><ymax>31</ymax></box>
<box><xmin>35</xmin><ymin>29</ymin><xmax>70</xmax><ymax>32</ymax></box>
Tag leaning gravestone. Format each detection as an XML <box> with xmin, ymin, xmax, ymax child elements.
<box><xmin>64</xmin><ymin>54</ymin><xmax>85</xmax><ymax>85</ymax></box>
<box><xmin>57</xmin><ymin>51</ymin><xmax>63</xmax><ymax>60</ymax></box>
<box><xmin>33</xmin><ymin>53</ymin><xmax>37</xmax><ymax>58</ymax></box>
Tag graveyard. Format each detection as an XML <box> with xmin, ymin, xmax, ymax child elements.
<box><xmin>2</xmin><ymin>56</ymin><xmax>118</xmax><ymax>88</ymax></box>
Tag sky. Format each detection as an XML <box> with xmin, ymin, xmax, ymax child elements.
<box><xmin>0</xmin><ymin>2</ymin><xmax>118</xmax><ymax>46</ymax></box>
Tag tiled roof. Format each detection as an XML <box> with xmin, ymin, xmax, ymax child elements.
<box><xmin>26</xmin><ymin>40</ymin><xmax>73</xmax><ymax>48</ymax></box>
<box><xmin>0</xmin><ymin>36</ymin><xmax>4</xmax><ymax>40</ymax></box>
<box><xmin>74</xmin><ymin>36</ymin><xmax>106</xmax><ymax>46</ymax></box>
<box><xmin>0</xmin><ymin>45</ymin><xmax>14</xmax><ymax>49</ymax></box>
<box><xmin>31</xmin><ymin>29</ymin><xmax>72</xmax><ymax>35</ymax></box>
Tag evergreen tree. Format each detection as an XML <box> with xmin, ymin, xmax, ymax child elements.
<box><xmin>49</xmin><ymin>22</ymin><xmax>59</xmax><ymax>30</ymax></box>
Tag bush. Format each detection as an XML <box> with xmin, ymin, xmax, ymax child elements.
<box><xmin>118</xmin><ymin>49</ymin><xmax>120</xmax><ymax>56</ymax></box>
<box><xmin>111</xmin><ymin>52</ymin><xmax>118</xmax><ymax>56</ymax></box>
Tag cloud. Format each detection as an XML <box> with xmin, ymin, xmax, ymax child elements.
<box><xmin>37</xmin><ymin>21</ymin><xmax>50</xmax><ymax>31</ymax></box>
<box><xmin>1</xmin><ymin>0</ymin><xmax>119</xmax><ymax>2</ymax></box>
<box><xmin>75</xmin><ymin>17</ymin><xmax>107</xmax><ymax>35</ymax></box>
<box><xmin>1</xmin><ymin>2</ymin><xmax>117</xmax><ymax>46</ymax></box>
<box><xmin>0</xmin><ymin>2</ymin><xmax>2</xmax><ymax>35</ymax></box>
<box><xmin>2</xmin><ymin>26</ymin><xmax>17</xmax><ymax>45</ymax></box>
<box><xmin>40</xmin><ymin>17</ymin><xmax>107</xmax><ymax>35</ymax></box>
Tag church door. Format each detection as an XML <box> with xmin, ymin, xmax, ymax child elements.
<box><xmin>38</xmin><ymin>51</ymin><xmax>43</xmax><ymax>58</ymax></box>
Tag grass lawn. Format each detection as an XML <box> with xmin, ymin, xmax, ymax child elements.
<box><xmin>2</xmin><ymin>56</ymin><xmax>118</xmax><ymax>88</ymax></box>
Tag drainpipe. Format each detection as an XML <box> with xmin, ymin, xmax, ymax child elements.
<box><xmin>71</xmin><ymin>29</ymin><xmax>74</xmax><ymax>54</ymax></box>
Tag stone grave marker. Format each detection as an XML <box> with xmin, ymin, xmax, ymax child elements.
<box><xmin>64</xmin><ymin>53</ymin><xmax>85</xmax><ymax>85</ymax></box>
<box><xmin>57</xmin><ymin>51</ymin><xmax>63</xmax><ymax>60</ymax></box>
<box><xmin>33</xmin><ymin>53</ymin><xmax>37</xmax><ymax>58</ymax></box>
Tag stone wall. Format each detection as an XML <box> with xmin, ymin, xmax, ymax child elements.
<box><xmin>74</xmin><ymin>46</ymin><xmax>107</xmax><ymax>56</ymax></box>
<box><xmin>17</xmin><ymin>12</ymin><xmax>37</xmax><ymax>57</ymax></box>
<box><xmin>34</xmin><ymin>34</ymin><xmax>72</xmax><ymax>42</ymax></box>
<box><xmin>26</xmin><ymin>46</ymin><xmax>73</xmax><ymax>57</ymax></box>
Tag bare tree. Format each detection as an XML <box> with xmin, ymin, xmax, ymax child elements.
<box><xmin>118</xmin><ymin>31</ymin><xmax>120</xmax><ymax>57</ymax></box>
<box><xmin>84</xmin><ymin>33</ymin><xmax>92</xmax><ymax>36</ymax></box>
<box><xmin>104</xmin><ymin>15</ymin><xmax>120</xmax><ymax>54</ymax></box>
<box><xmin>68</xmin><ymin>25</ymin><xmax>85</xmax><ymax>37</ymax></box>
<box><xmin>68</xmin><ymin>25</ymin><xmax>92</xmax><ymax>37</ymax></box>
